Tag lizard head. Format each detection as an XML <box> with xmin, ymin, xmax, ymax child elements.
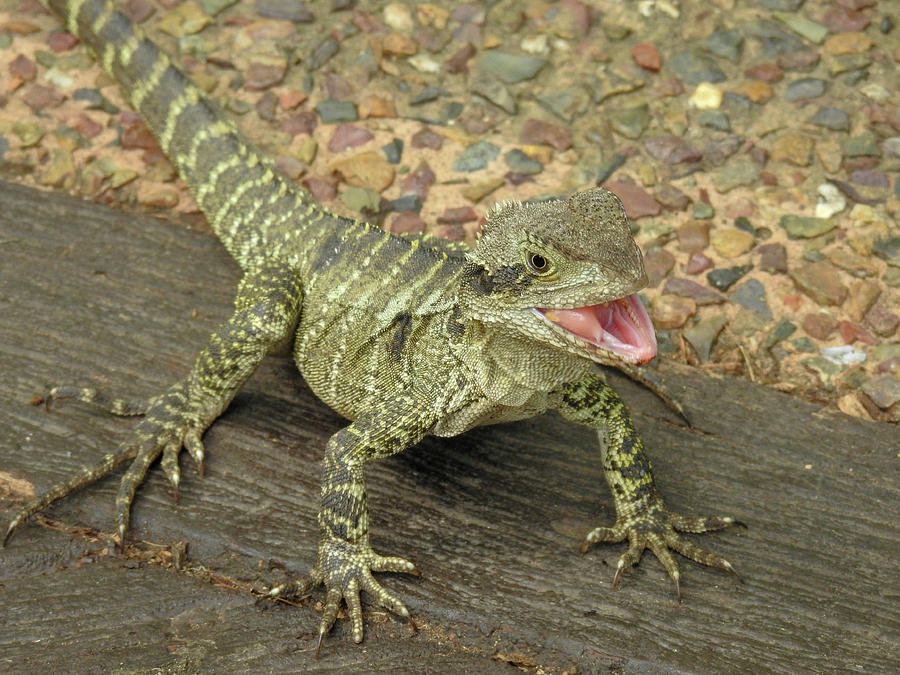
<box><xmin>460</xmin><ymin>187</ymin><xmax>657</xmax><ymax>366</ymax></box>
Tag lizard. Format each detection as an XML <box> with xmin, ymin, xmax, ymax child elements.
<box><xmin>4</xmin><ymin>0</ymin><xmax>742</xmax><ymax>646</ymax></box>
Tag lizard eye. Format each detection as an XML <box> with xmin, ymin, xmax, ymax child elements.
<box><xmin>526</xmin><ymin>252</ymin><xmax>551</xmax><ymax>274</ymax></box>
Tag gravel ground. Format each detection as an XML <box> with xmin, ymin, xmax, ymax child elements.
<box><xmin>0</xmin><ymin>0</ymin><xmax>897</xmax><ymax>422</ymax></box>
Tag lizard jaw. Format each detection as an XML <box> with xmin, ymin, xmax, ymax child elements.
<box><xmin>534</xmin><ymin>294</ymin><xmax>657</xmax><ymax>365</ymax></box>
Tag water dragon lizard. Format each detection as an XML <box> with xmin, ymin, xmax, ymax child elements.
<box><xmin>5</xmin><ymin>0</ymin><xmax>741</xmax><ymax>646</ymax></box>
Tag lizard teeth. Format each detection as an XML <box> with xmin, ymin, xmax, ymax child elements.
<box><xmin>534</xmin><ymin>294</ymin><xmax>657</xmax><ymax>364</ymax></box>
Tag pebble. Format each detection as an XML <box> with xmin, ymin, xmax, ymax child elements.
<box><xmin>462</xmin><ymin>177</ymin><xmax>505</xmax><ymax>203</ymax></box>
<box><xmin>157</xmin><ymin>3</ymin><xmax>211</xmax><ymax>37</ymax></box>
<box><xmin>593</xmin><ymin>66</ymin><xmax>645</xmax><ymax>103</ymax></box>
<box><xmin>387</xmin><ymin>195</ymin><xmax>421</xmax><ymax>213</ymax></box>
<box><xmin>408</xmin><ymin>54</ymin><xmax>441</xmax><ymax>74</ymax></box>
<box><xmin>784</xmin><ymin>78</ymin><xmax>827</xmax><ymax>101</ymax></box>
<box><xmin>382</xmin><ymin>138</ymin><xmax>403</xmax><ymax>165</ymax></box>
<box><xmin>308</xmin><ymin>37</ymin><xmax>339</xmax><ymax>70</ymax></box>
<box><xmin>201</xmin><ymin>0</ymin><xmax>238</xmax><ymax>17</ymax></box>
<box><xmin>504</xmin><ymin>149</ymin><xmax>542</xmax><ymax>175</ymax></box>
<box><xmin>327</xmin><ymin>124</ymin><xmax>373</xmax><ymax>153</ymax></box>
<box><xmin>339</xmin><ymin>186</ymin><xmax>382</xmax><ymax>214</ymax></box>
<box><xmin>820</xmin><ymin>345</ymin><xmax>866</xmax><ymax>366</ymax></box>
<box><xmin>445</xmin><ymin>44</ymin><xmax>476</xmax><ymax>74</ymax></box>
<box><xmin>409</xmin><ymin>85</ymin><xmax>443</xmax><ymax>106</ymax></box>
<box><xmin>474</xmin><ymin>76</ymin><xmax>517</xmax><ymax>114</ymax></box>
<box><xmin>846</xmin><ymin>280</ymin><xmax>881</xmax><ymax>321</ymax></box>
<box><xmin>764</xmin><ymin>318</ymin><xmax>797</xmax><ymax>348</ymax></box>
<box><xmin>712</xmin><ymin>159</ymin><xmax>760</xmax><ymax>193</ymax></box>
<box><xmin>827</xmin><ymin>54</ymin><xmax>872</xmax><ymax>76</ymax></box>
<box><xmin>849</xmin><ymin>169</ymin><xmax>889</xmax><ymax>189</ymax></box>
<box><xmin>315</xmin><ymin>100</ymin><xmax>358</xmax><ymax>123</ymax></box>
<box><xmin>711</xmin><ymin>229</ymin><xmax>755</xmax><ymax>258</ymax></box>
<box><xmin>631</xmin><ymin>43</ymin><xmax>661</xmax><ymax>71</ymax></box>
<box><xmin>608</xmin><ymin>103</ymin><xmax>651</xmax><ymax>139</ymax></box>
<box><xmin>865</xmin><ymin>303</ymin><xmax>899</xmax><ymax>337</ymax></box>
<box><xmin>401</xmin><ymin>162</ymin><xmax>436</xmax><ymax>198</ymax></box>
<box><xmin>823</xmin><ymin>31</ymin><xmax>874</xmax><ymax>55</ymax></box>
<box><xmin>756</xmin><ymin>243</ymin><xmax>788</xmax><ymax>273</ymax></box>
<box><xmin>519</xmin><ymin>118</ymin><xmax>572</xmax><ymax>150</ymax></box>
<box><xmin>686</xmin><ymin>251</ymin><xmax>714</xmax><ymax>274</ymax></box>
<box><xmin>38</xmin><ymin>148</ymin><xmax>75</xmax><ymax>188</ymax></box>
<box><xmin>683</xmin><ymin>315</ymin><xmax>727</xmax><ymax>362</ymax></box>
<box><xmin>328</xmin><ymin>150</ymin><xmax>395</xmax><ymax>191</ymax></box>
<box><xmin>842</xmin><ymin>133</ymin><xmax>880</xmax><ymax>158</ymax></box>
<box><xmin>704</xmin><ymin>29</ymin><xmax>744</xmax><ymax>62</ymax></box>
<box><xmin>790</xmin><ymin>261</ymin><xmax>848</xmax><ymax>305</ymax></box>
<box><xmin>664</xmin><ymin>277</ymin><xmax>725</xmax><ymax>304</ymax></box>
<box><xmin>536</xmin><ymin>87</ymin><xmax>591</xmax><ymax>122</ymax></box>
<box><xmin>595</xmin><ymin>154</ymin><xmax>627</xmax><ymax>184</ymax></box>
<box><xmin>437</xmin><ymin>206</ymin><xmax>478</xmax><ymax>224</ymax></box>
<box><xmin>676</xmin><ymin>221</ymin><xmax>710</xmax><ymax>252</ymax></box>
<box><xmin>816</xmin><ymin>139</ymin><xmax>843</xmax><ymax>173</ymax></box>
<box><xmin>779</xmin><ymin>214</ymin><xmax>836</xmax><ymax>239</ymax></box>
<box><xmin>861</xmin><ymin>375</ymin><xmax>900</xmax><ymax>410</ymax></box>
<box><xmin>730</xmin><ymin>80</ymin><xmax>773</xmax><ymax>103</ymax></box>
<box><xmin>690</xmin><ymin>82</ymin><xmax>723</xmax><ymax>109</ymax></box>
<box><xmin>383</xmin><ymin>3</ymin><xmax>414</xmax><ymax>32</ymax></box>
<box><xmin>603</xmin><ymin>181</ymin><xmax>660</xmax><ymax>219</ymax></box>
<box><xmin>643</xmin><ymin>249</ymin><xmax>675</xmax><ymax>287</ymax></box>
<box><xmin>809</xmin><ymin>106</ymin><xmax>851</xmax><ymax>131</ymax></box>
<box><xmin>774</xmin><ymin>12</ymin><xmax>829</xmax><ymax>44</ymax></box>
<box><xmin>411</xmin><ymin>128</ymin><xmax>443</xmax><ymax>150</ymax></box>
<box><xmin>479</xmin><ymin>51</ymin><xmax>547</xmax><ymax>84</ymax></box>
<box><xmin>803</xmin><ymin>312</ymin><xmax>838</xmax><ymax>339</ymax></box>
<box><xmin>256</xmin><ymin>0</ymin><xmax>312</xmax><ymax>21</ymax></box>
<box><xmin>650</xmin><ymin>295</ymin><xmax>696</xmax><ymax>329</ymax></box>
<box><xmin>644</xmin><ymin>135</ymin><xmax>702</xmax><ymax>164</ymax></box>
<box><xmin>358</xmin><ymin>94</ymin><xmax>396</xmax><ymax>119</ymax></box>
<box><xmin>744</xmin><ymin>62</ymin><xmax>784</xmax><ymax>82</ymax></box>
<box><xmin>707</xmin><ymin>265</ymin><xmax>752</xmax><ymax>291</ymax></box>
<box><xmin>731</xmin><ymin>279</ymin><xmax>772</xmax><ymax>319</ymax></box>
<box><xmin>669</xmin><ymin>50</ymin><xmax>726</xmax><ymax>85</ymax></box>
<box><xmin>389</xmin><ymin>211</ymin><xmax>426</xmax><ymax>235</ymax></box>
<box><xmin>654</xmin><ymin>184</ymin><xmax>690</xmax><ymax>211</ymax></box>
<box><xmin>453</xmin><ymin>140</ymin><xmax>500</xmax><ymax>172</ymax></box>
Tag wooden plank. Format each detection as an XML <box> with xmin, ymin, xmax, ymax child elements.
<box><xmin>0</xmin><ymin>181</ymin><xmax>897</xmax><ymax>673</ymax></box>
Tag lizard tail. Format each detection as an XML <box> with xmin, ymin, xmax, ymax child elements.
<box><xmin>46</xmin><ymin>0</ymin><xmax>324</xmax><ymax>270</ymax></box>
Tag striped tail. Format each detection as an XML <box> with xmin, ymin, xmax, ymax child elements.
<box><xmin>48</xmin><ymin>0</ymin><xmax>324</xmax><ymax>270</ymax></box>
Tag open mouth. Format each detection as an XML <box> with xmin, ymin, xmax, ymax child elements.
<box><xmin>535</xmin><ymin>294</ymin><xmax>657</xmax><ymax>364</ymax></box>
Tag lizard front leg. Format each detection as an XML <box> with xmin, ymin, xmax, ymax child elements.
<box><xmin>268</xmin><ymin>398</ymin><xmax>436</xmax><ymax>646</ymax></box>
<box><xmin>4</xmin><ymin>261</ymin><xmax>303</xmax><ymax>546</ymax></box>
<box><xmin>555</xmin><ymin>375</ymin><xmax>741</xmax><ymax>598</ymax></box>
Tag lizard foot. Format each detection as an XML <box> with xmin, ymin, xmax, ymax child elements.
<box><xmin>5</xmin><ymin>380</ymin><xmax>209</xmax><ymax>548</ymax></box>
<box><xmin>267</xmin><ymin>537</ymin><xmax>418</xmax><ymax>647</ymax></box>
<box><xmin>582</xmin><ymin>497</ymin><xmax>743</xmax><ymax>599</ymax></box>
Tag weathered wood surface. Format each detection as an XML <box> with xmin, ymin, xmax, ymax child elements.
<box><xmin>0</xmin><ymin>180</ymin><xmax>897</xmax><ymax>674</ymax></box>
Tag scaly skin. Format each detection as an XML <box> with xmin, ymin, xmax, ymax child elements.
<box><xmin>5</xmin><ymin>0</ymin><xmax>741</xmax><ymax>645</ymax></box>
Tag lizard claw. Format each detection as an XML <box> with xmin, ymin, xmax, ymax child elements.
<box><xmin>584</xmin><ymin>497</ymin><xmax>741</xmax><ymax>596</ymax></box>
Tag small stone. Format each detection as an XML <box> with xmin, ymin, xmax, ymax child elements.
<box><xmin>280</xmin><ymin>111</ymin><xmax>318</xmax><ymax>137</ymax></box>
<box><xmin>328</xmin><ymin>124</ymin><xmax>373</xmax><ymax>153</ymax></box>
<box><xmin>823</xmin><ymin>31</ymin><xmax>873</xmax><ymax>55</ymax></box>
<box><xmin>693</xmin><ymin>202</ymin><xmax>715</xmax><ymax>219</ymax></box>
<box><xmin>650</xmin><ymin>295</ymin><xmax>696</xmax><ymax>329</ymax></box>
<box><xmin>437</xmin><ymin>206</ymin><xmax>478</xmax><ymax>224</ymax></box>
<box><xmin>790</xmin><ymin>261</ymin><xmax>848</xmax><ymax>306</ymax></box>
<box><xmin>817</xmin><ymin>139</ymin><xmax>843</xmax><ymax>173</ymax></box>
<box><xmin>315</xmin><ymin>99</ymin><xmax>358</xmax><ymax>123</ymax></box>
<box><xmin>846</xmin><ymin>280</ymin><xmax>881</xmax><ymax>321</ymax></box>
<box><xmin>676</xmin><ymin>222</ymin><xmax>710</xmax><ymax>252</ymax></box>
<box><xmin>711</xmin><ymin>229</ymin><xmax>755</xmax><ymax>258</ymax></box>
<box><xmin>785</xmin><ymin>77</ymin><xmax>827</xmax><ymax>101</ymax></box>
<box><xmin>411</xmin><ymin>128</ymin><xmax>443</xmax><ymax>150</ymax></box>
<box><xmin>778</xmin><ymin>50</ymin><xmax>821</xmax><ymax>71</ymax></box>
<box><xmin>38</xmin><ymin>148</ymin><xmax>75</xmax><ymax>188</ymax></box>
<box><xmin>383</xmin><ymin>32</ymin><xmax>418</xmax><ymax>56</ymax></box>
<box><xmin>827</xmin><ymin>53</ymin><xmax>872</xmax><ymax>76</ymax></box>
<box><xmin>861</xmin><ymin>375</ymin><xmax>900</xmax><ymax>410</ymax></box>
<box><xmin>730</xmin><ymin>279</ymin><xmax>772</xmax><ymax>319</ymax></box>
<box><xmin>707</xmin><ymin>265</ymin><xmax>752</xmax><ymax>291</ymax></box>
<box><xmin>779</xmin><ymin>214</ymin><xmax>836</xmax><ymax>239</ymax></box>
<box><xmin>686</xmin><ymin>252</ymin><xmax>714</xmax><ymax>274</ymax></box>
<box><xmin>157</xmin><ymin>3</ymin><xmax>211</xmax><ymax>37</ymax></box>
<box><xmin>654</xmin><ymin>185</ymin><xmax>690</xmax><ymax>211</ymax></box>
<box><xmin>479</xmin><ymin>51</ymin><xmax>547</xmax><ymax>84</ymax></box>
<box><xmin>445</xmin><ymin>44</ymin><xmax>477</xmax><ymax>74</ymax></box>
<box><xmin>124</xmin><ymin>0</ymin><xmax>155</xmax><ymax>23</ymax></box>
<box><xmin>308</xmin><ymin>37</ymin><xmax>339</xmax><ymax>70</ymax></box>
<box><xmin>329</xmin><ymin>150</ymin><xmax>395</xmax><ymax>191</ymax></box>
<box><xmin>607</xmin><ymin>103</ymin><xmax>651</xmax><ymax>140</ymax></box>
<box><xmin>383</xmin><ymin>2</ymin><xmax>414</xmax><ymax>32</ymax></box>
<box><xmin>704</xmin><ymin>29</ymin><xmax>744</xmax><ymax>62</ymax></box>
<box><xmin>504</xmin><ymin>149</ymin><xmax>542</xmax><ymax>175</ymax></box>
<box><xmin>809</xmin><ymin>107</ymin><xmax>850</xmax><ymax>132</ymax></box>
<box><xmin>771</xmin><ymin>132</ymin><xmax>814</xmax><ymax>166</ymax></box>
<box><xmin>644</xmin><ymin>249</ymin><xmax>675</xmax><ymax>287</ymax></box>
<box><xmin>774</xmin><ymin>12</ymin><xmax>829</xmax><ymax>44</ymax></box>
<box><xmin>453</xmin><ymin>141</ymin><xmax>500</xmax><ymax>172</ymax></box>
<box><xmin>462</xmin><ymin>177</ymin><xmax>505</xmax><ymax>203</ymax></box>
<box><xmin>669</xmin><ymin>50</ymin><xmax>726</xmax><ymax>85</ymax></box>
<box><xmin>9</xmin><ymin>54</ymin><xmax>37</xmax><ymax>81</ymax></box>
<box><xmin>473</xmin><ymin>75</ymin><xmax>517</xmax><ymax>114</ymax></box>
<box><xmin>48</xmin><ymin>30</ymin><xmax>80</xmax><ymax>52</ymax></box>
<box><xmin>603</xmin><ymin>181</ymin><xmax>660</xmax><ymax>219</ymax></box>
<box><xmin>520</xmin><ymin>118</ymin><xmax>571</xmax><ymax>150</ymax></box>
<box><xmin>712</xmin><ymin>159</ymin><xmax>760</xmax><ymax>193</ymax></box>
<box><xmin>865</xmin><ymin>303</ymin><xmax>900</xmax><ymax>337</ymax></box>
<box><xmin>386</xmin><ymin>195</ymin><xmax>421</xmax><ymax>214</ymax></box>
<box><xmin>388</xmin><ymin>211</ymin><xmax>426</xmax><ymax>235</ymax></box>
<box><xmin>303</xmin><ymin>175</ymin><xmax>338</xmax><ymax>202</ymax></box>
<box><xmin>849</xmin><ymin>170</ymin><xmax>889</xmax><ymax>189</ymax></box>
<box><xmin>401</xmin><ymin>162</ymin><xmax>436</xmax><ymax>198</ymax></box>
<box><xmin>644</xmin><ymin>135</ymin><xmax>702</xmax><ymax>164</ymax></box>
<box><xmin>631</xmin><ymin>43</ymin><xmax>661</xmax><ymax>71</ymax></box>
<box><xmin>683</xmin><ymin>315</ymin><xmax>727</xmax><ymax>362</ymax></box>
<box><xmin>756</xmin><ymin>243</ymin><xmax>788</xmax><ymax>273</ymax></box>
<box><xmin>23</xmin><ymin>84</ymin><xmax>65</xmax><ymax>113</ymax></box>
<box><xmin>664</xmin><ymin>277</ymin><xmax>725</xmax><ymax>305</ymax></box>
<box><xmin>339</xmin><ymin>186</ymin><xmax>382</xmax><ymax>214</ymax></box>
<box><xmin>295</xmin><ymin>136</ymin><xmax>317</xmax><ymax>165</ymax></box>
<box><xmin>730</xmin><ymin>80</ymin><xmax>774</xmax><ymax>103</ymax></box>
<box><xmin>536</xmin><ymin>88</ymin><xmax>591</xmax><ymax>122</ymax></box>
<box><xmin>201</xmin><ymin>0</ymin><xmax>238</xmax><ymax>17</ymax></box>
<box><xmin>382</xmin><ymin>138</ymin><xmax>403</xmax><ymax>165</ymax></box>
<box><xmin>256</xmin><ymin>0</ymin><xmax>312</xmax><ymax>22</ymax></box>
<box><xmin>690</xmin><ymin>82</ymin><xmax>723</xmax><ymax>110</ymax></box>
<box><xmin>823</xmin><ymin>7</ymin><xmax>870</xmax><ymax>33</ymax></box>
<box><xmin>744</xmin><ymin>62</ymin><xmax>784</xmax><ymax>82</ymax></box>
<box><xmin>593</xmin><ymin>67</ymin><xmax>645</xmax><ymax>103</ymax></box>
<box><xmin>802</xmin><ymin>312</ymin><xmax>839</xmax><ymax>339</ymax></box>
<box><xmin>358</xmin><ymin>94</ymin><xmax>396</xmax><ymax>119</ymax></box>
<box><xmin>764</xmin><ymin>319</ymin><xmax>798</xmax><ymax>348</ymax></box>
<box><xmin>842</xmin><ymin>133</ymin><xmax>880</xmax><ymax>158</ymax></box>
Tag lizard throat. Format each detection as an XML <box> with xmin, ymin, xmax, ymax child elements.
<box><xmin>535</xmin><ymin>294</ymin><xmax>657</xmax><ymax>364</ymax></box>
